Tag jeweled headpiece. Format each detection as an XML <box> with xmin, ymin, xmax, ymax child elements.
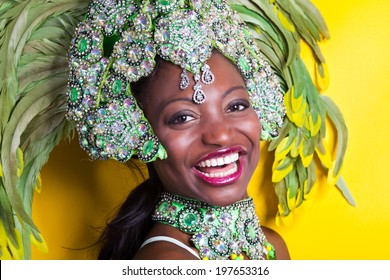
<box><xmin>66</xmin><ymin>0</ymin><xmax>285</xmax><ymax>162</ymax></box>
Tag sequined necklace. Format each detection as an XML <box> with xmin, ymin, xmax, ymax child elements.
<box><xmin>152</xmin><ymin>192</ymin><xmax>276</xmax><ymax>260</ymax></box>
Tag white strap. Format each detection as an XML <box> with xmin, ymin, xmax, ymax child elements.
<box><xmin>140</xmin><ymin>236</ymin><xmax>200</xmax><ymax>259</ymax></box>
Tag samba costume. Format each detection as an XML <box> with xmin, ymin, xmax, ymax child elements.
<box><xmin>0</xmin><ymin>0</ymin><xmax>352</xmax><ymax>259</ymax></box>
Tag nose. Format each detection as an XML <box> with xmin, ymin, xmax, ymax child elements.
<box><xmin>200</xmin><ymin>115</ymin><xmax>234</xmax><ymax>147</ymax></box>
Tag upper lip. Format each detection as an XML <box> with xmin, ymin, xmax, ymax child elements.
<box><xmin>194</xmin><ymin>146</ymin><xmax>246</xmax><ymax>168</ymax></box>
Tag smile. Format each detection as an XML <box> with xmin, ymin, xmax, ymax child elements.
<box><xmin>192</xmin><ymin>148</ymin><xmax>245</xmax><ymax>186</ymax></box>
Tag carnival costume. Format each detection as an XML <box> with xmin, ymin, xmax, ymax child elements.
<box><xmin>0</xmin><ymin>0</ymin><xmax>353</xmax><ymax>259</ymax></box>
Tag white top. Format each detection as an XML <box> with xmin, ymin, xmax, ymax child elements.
<box><xmin>140</xmin><ymin>236</ymin><xmax>201</xmax><ymax>259</ymax></box>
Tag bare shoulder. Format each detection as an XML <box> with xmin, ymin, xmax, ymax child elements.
<box><xmin>262</xmin><ymin>226</ymin><xmax>291</xmax><ymax>260</ymax></box>
<box><xmin>133</xmin><ymin>239</ymin><xmax>199</xmax><ymax>260</ymax></box>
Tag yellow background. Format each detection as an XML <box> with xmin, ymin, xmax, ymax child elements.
<box><xmin>32</xmin><ymin>0</ymin><xmax>390</xmax><ymax>259</ymax></box>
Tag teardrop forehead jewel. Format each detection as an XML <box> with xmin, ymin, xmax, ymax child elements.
<box><xmin>66</xmin><ymin>0</ymin><xmax>285</xmax><ymax>163</ymax></box>
<box><xmin>155</xmin><ymin>10</ymin><xmax>215</xmax><ymax>104</ymax></box>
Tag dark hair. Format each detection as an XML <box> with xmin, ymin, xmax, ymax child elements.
<box><xmin>97</xmin><ymin>163</ymin><xmax>162</xmax><ymax>259</ymax></box>
<box><xmin>97</xmin><ymin>57</ymin><xmax>166</xmax><ymax>259</ymax></box>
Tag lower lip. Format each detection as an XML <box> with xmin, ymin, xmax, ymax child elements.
<box><xmin>192</xmin><ymin>159</ymin><xmax>244</xmax><ymax>187</ymax></box>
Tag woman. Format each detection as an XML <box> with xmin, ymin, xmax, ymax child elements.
<box><xmin>66</xmin><ymin>0</ymin><xmax>288</xmax><ymax>260</ymax></box>
<box><xmin>0</xmin><ymin>0</ymin><xmax>349</xmax><ymax>260</ymax></box>
<box><xmin>132</xmin><ymin>51</ymin><xmax>290</xmax><ymax>260</ymax></box>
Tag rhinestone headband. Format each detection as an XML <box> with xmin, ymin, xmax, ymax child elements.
<box><xmin>66</xmin><ymin>0</ymin><xmax>286</xmax><ymax>162</ymax></box>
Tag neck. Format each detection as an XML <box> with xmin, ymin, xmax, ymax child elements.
<box><xmin>152</xmin><ymin>192</ymin><xmax>276</xmax><ymax>260</ymax></box>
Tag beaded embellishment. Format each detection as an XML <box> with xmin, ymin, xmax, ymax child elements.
<box><xmin>67</xmin><ymin>0</ymin><xmax>285</xmax><ymax>163</ymax></box>
<box><xmin>152</xmin><ymin>192</ymin><xmax>276</xmax><ymax>260</ymax></box>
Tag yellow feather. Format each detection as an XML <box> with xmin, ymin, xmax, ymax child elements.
<box><xmin>287</xmin><ymin>188</ymin><xmax>297</xmax><ymax>211</ymax></box>
<box><xmin>35</xmin><ymin>173</ymin><xmax>42</xmax><ymax>193</ymax></box>
<box><xmin>31</xmin><ymin>232</ymin><xmax>48</xmax><ymax>254</ymax></box>
<box><xmin>327</xmin><ymin>161</ymin><xmax>342</xmax><ymax>186</ymax></box>
<box><xmin>306</xmin><ymin>113</ymin><xmax>322</xmax><ymax>136</ymax></box>
<box><xmin>315</xmin><ymin>140</ymin><xmax>332</xmax><ymax>168</ymax></box>
<box><xmin>315</xmin><ymin>62</ymin><xmax>330</xmax><ymax>92</ymax></box>
<box><xmin>299</xmin><ymin>143</ymin><xmax>314</xmax><ymax>167</ymax></box>
<box><xmin>274</xmin><ymin>137</ymin><xmax>292</xmax><ymax>161</ymax></box>
<box><xmin>17</xmin><ymin>148</ymin><xmax>24</xmax><ymax>177</ymax></box>
<box><xmin>277</xmin><ymin>9</ymin><xmax>296</xmax><ymax>32</ymax></box>
<box><xmin>272</xmin><ymin>157</ymin><xmax>294</xmax><ymax>182</ymax></box>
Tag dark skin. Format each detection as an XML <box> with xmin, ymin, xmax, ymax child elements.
<box><xmin>133</xmin><ymin>51</ymin><xmax>290</xmax><ymax>260</ymax></box>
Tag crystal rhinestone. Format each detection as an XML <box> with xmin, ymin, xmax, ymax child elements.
<box><xmin>182</xmin><ymin>212</ymin><xmax>198</xmax><ymax>227</ymax></box>
<box><xmin>94</xmin><ymin>123</ymin><xmax>106</xmax><ymax>135</ymax></box>
<box><xmin>144</xmin><ymin>43</ymin><xmax>155</xmax><ymax>57</ymax></box>
<box><xmin>69</xmin><ymin>87</ymin><xmax>79</xmax><ymax>102</ymax></box>
<box><xmin>118</xmin><ymin>148</ymin><xmax>129</xmax><ymax>159</ymax></box>
<box><xmin>140</xmin><ymin>59</ymin><xmax>154</xmax><ymax>73</ymax></box>
<box><xmin>194</xmin><ymin>233</ymin><xmax>208</xmax><ymax>246</ymax></box>
<box><xmin>137</xmin><ymin>123</ymin><xmax>148</xmax><ymax>136</ymax></box>
<box><xmin>127</xmin><ymin>4</ymin><xmax>136</xmax><ymax>14</ymax></box>
<box><xmin>229</xmin><ymin>241</ymin><xmax>239</xmax><ymax>252</ymax></box>
<box><xmin>131</xmin><ymin>110</ymin><xmax>141</xmax><ymax>121</ymax></box>
<box><xmin>220</xmin><ymin>212</ymin><xmax>231</xmax><ymax>224</ymax></box>
<box><xmin>90</xmin><ymin>48</ymin><xmax>101</xmax><ymax>60</ymax></box>
<box><xmin>127</xmin><ymin>47</ymin><xmax>142</xmax><ymax>63</ymax></box>
<box><xmin>201</xmin><ymin>248</ymin><xmax>214</xmax><ymax>259</ymax></box>
<box><xmin>105</xmin><ymin>143</ymin><xmax>116</xmax><ymax>154</ymax></box>
<box><xmin>108</xmin><ymin>102</ymin><xmax>119</xmax><ymax>112</ymax></box>
<box><xmin>127</xmin><ymin>67</ymin><xmax>139</xmax><ymax>80</ymax></box>
<box><xmin>218</xmin><ymin>227</ymin><xmax>229</xmax><ymax>237</ymax></box>
<box><xmin>193</xmin><ymin>89</ymin><xmax>205</xmax><ymax>104</ymax></box>
<box><xmin>213</xmin><ymin>240</ymin><xmax>227</xmax><ymax>254</ymax></box>
<box><xmin>114</xmin><ymin>43</ymin><xmax>126</xmax><ymax>56</ymax></box>
<box><xmin>135</xmin><ymin>14</ymin><xmax>150</xmax><ymax>30</ymax></box>
<box><xmin>95</xmin><ymin>138</ymin><xmax>105</xmax><ymax>148</ymax></box>
<box><xmin>142</xmin><ymin>140</ymin><xmax>155</xmax><ymax>155</ymax></box>
<box><xmin>123</xmin><ymin>98</ymin><xmax>134</xmax><ymax>108</ymax></box>
<box><xmin>205</xmin><ymin>210</ymin><xmax>216</xmax><ymax>222</ymax></box>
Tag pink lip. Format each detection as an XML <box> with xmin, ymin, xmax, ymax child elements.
<box><xmin>192</xmin><ymin>146</ymin><xmax>246</xmax><ymax>187</ymax></box>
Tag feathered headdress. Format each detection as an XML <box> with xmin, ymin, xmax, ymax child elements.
<box><xmin>0</xmin><ymin>0</ymin><xmax>353</xmax><ymax>259</ymax></box>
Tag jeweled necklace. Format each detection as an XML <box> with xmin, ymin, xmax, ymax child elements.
<box><xmin>152</xmin><ymin>192</ymin><xmax>276</xmax><ymax>260</ymax></box>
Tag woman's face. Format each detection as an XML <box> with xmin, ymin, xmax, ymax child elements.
<box><xmin>141</xmin><ymin>52</ymin><xmax>261</xmax><ymax>206</ymax></box>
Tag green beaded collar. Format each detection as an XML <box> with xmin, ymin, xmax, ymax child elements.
<box><xmin>152</xmin><ymin>192</ymin><xmax>276</xmax><ymax>260</ymax></box>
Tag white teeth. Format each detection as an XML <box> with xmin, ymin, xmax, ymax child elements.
<box><xmin>200</xmin><ymin>162</ymin><xmax>238</xmax><ymax>178</ymax></box>
<box><xmin>197</xmin><ymin>152</ymin><xmax>239</xmax><ymax>168</ymax></box>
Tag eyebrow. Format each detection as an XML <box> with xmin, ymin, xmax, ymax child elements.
<box><xmin>159</xmin><ymin>85</ymin><xmax>247</xmax><ymax>112</ymax></box>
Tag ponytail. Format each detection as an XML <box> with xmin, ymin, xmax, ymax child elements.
<box><xmin>97</xmin><ymin>164</ymin><xmax>161</xmax><ymax>259</ymax></box>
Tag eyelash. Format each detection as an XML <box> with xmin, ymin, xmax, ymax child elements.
<box><xmin>168</xmin><ymin>100</ymin><xmax>250</xmax><ymax>125</ymax></box>
<box><xmin>168</xmin><ymin>112</ymin><xmax>195</xmax><ymax>125</ymax></box>
<box><xmin>227</xmin><ymin>100</ymin><xmax>250</xmax><ymax>113</ymax></box>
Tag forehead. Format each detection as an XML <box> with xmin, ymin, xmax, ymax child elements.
<box><xmin>143</xmin><ymin>51</ymin><xmax>246</xmax><ymax>108</ymax></box>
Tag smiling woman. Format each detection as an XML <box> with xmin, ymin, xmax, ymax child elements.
<box><xmin>89</xmin><ymin>1</ymin><xmax>289</xmax><ymax>259</ymax></box>
<box><xmin>0</xmin><ymin>0</ymin><xmax>346</xmax><ymax>261</ymax></box>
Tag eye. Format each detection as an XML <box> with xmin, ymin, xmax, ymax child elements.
<box><xmin>227</xmin><ymin>100</ymin><xmax>250</xmax><ymax>113</ymax></box>
<box><xmin>168</xmin><ymin>112</ymin><xmax>196</xmax><ymax>125</ymax></box>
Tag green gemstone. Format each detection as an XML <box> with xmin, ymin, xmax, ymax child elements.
<box><xmin>239</xmin><ymin>56</ymin><xmax>250</xmax><ymax>72</ymax></box>
<box><xmin>77</xmin><ymin>37</ymin><xmax>88</xmax><ymax>53</ymax></box>
<box><xmin>70</xmin><ymin>88</ymin><xmax>79</xmax><ymax>102</ymax></box>
<box><xmin>142</xmin><ymin>140</ymin><xmax>155</xmax><ymax>155</ymax></box>
<box><xmin>158</xmin><ymin>0</ymin><xmax>171</xmax><ymax>6</ymax></box>
<box><xmin>158</xmin><ymin>201</ymin><xmax>169</xmax><ymax>213</ymax></box>
<box><xmin>112</xmin><ymin>79</ymin><xmax>122</xmax><ymax>95</ymax></box>
<box><xmin>247</xmin><ymin>224</ymin><xmax>256</xmax><ymax>240</ymax></box>
<box><xmin>183</xmin><ymin>212</ymin><xmax>197</xmax><ymax>227</ymax></box>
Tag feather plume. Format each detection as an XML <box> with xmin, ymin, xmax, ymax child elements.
<box><xmin>230</xmin><ymin>0</ymin><xmax>353</xmax><ymax>224</ymax></box>
<box><xmin>0</xmin><ymin>0</ymin><xmax>88</xmax><ymax>259</ymax></box>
